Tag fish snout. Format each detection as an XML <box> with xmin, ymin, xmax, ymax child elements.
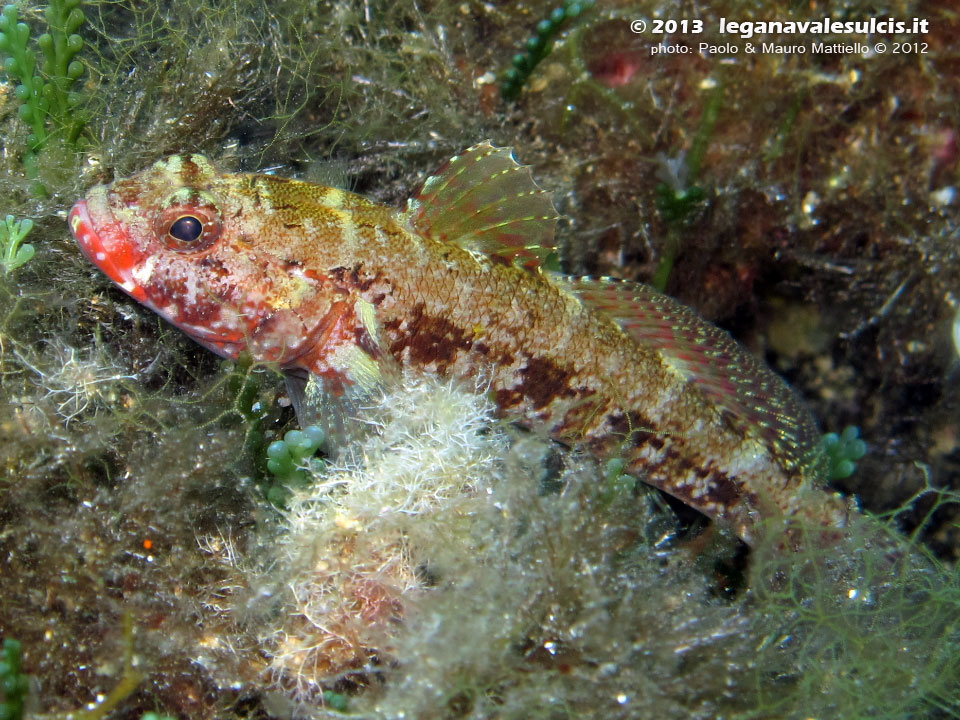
<box><xmin>69</xmin><ymin>194</ymin><xmax>147</xmax><ymax>303</ymax></box>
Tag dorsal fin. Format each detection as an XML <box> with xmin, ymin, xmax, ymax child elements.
<box><xmin>557</xmin><ymin>275</ymin><xmax>821</xmax><ymax>473</ymax></box>
<box><xmin>401</xmin><ymin>141</ymin><xmax>558</xmax><ymax>269</ymax></box>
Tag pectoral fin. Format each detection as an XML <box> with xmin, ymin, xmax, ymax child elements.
<box><xmin>283</xmin><ymin>297</ymin><xmax>399</xmax><ymax>451</ymax></box>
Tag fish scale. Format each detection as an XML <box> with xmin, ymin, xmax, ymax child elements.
<box><xmin>69</xmin><ymin>142</ymin><xmax>849</xmax><ymax>546</ymax></box>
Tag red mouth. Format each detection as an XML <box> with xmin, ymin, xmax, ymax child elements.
<box><xmin>69</xmin><ymin>199</ymin><xmax>147</xmax><ymax>303</ymax></box>
<box><xmin>69</xmin><ymin>196</ymin><xmax>249</xmax><ymax>361</ymax></box>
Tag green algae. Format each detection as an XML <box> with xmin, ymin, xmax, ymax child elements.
<box><xmin>0</xmin><ymin>0</ymin><xmax>89</xmax><ymax>196</ymax></box>
<box><xmin>0</xmin><ymin>215</ymin><xmax>34</xmax><ymax>274</ymax></box>
<box><xmin>500</xmin><ymin>0</ymin><xmax>597</xmax><ymax>101</ymax></box>
<box><xmin>0</xmin><ymin>639</ymin><xmax>28</xmax><ymax>720</ymax></box>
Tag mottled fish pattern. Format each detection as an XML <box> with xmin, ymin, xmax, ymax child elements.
<box><xmin>69</xmin><ymin>143</ymin><xmax>849</xmax><ymax>545</ymax></box>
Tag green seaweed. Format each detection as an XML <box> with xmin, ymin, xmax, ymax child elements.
<box><xmin>0</xmin><ymin>639</ymin><xmax>28</xmax><ymax>720</ymax></box>
<box><xmin>746</xmin><ymin>506</ymin><xmax>960</xmax><ymax>719</ymax></box>
<box><xmin>0</xmin><ymin>0</ymin><xmax>88</xmax><ymax>195</ymax></box>
<box><xmin>598</xmin><ymin>456</ymin><xmax>637</xmax><ymax>508</ymax></box>
<box><xmin>501</xmin><ymin>0</ymin><xmax>596</xmax><ymax>101</ymax></box>
<box><xmin>822</xmin><ymin>425</ymin><xmax>868</xmax><ymax>480</ymax></box>
<box><xmin>322</xmin><ymin>690</ymin><xmax>348</xmax><ymax>712</ymax></box>
<box><xmin>0</xmin><ymin>215</ymin><xmax>34</xmax><ymax>274</ymax></box>
<box><xmin>265</xmin><ymin>425</ymin><xmax>326</xmax><ymax>506</ymax></box>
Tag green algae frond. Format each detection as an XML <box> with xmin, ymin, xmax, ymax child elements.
<box><xmin>0</xmin><ymin>0</ymin><xmax>88</xmax><ymax>195</ymax></box>
<box><xmin>0</xmin><ymin>215</ymin><xmax>34</xmax><ymax>274</ymax></box>
<box><xmin>501</xmin><ymin>0</ymin><xmax>597</xmax><ymax>101</ymax></box>
<box><xmin>0</xmin><ymin>639</ymin><xmax>28</xmax><ymax>720</ymax></box>
<box><xmin>746</xmin><ymin>510</ymin><xmax>960</xmax><ymax>719</ymax></box>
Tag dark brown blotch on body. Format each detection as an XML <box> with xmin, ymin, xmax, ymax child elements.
<box><xmin>354</xmin><ymin>323</ymin><xmax>383</xmax><ymax>358</ymax></box>
<box><xmin>386</xmin><ymin>304</ymin><xmax>475</xmax><ymax>371</ymax></box>
<box><xmin>518</xmin><ymin>356</ymin><xmax>580</xmax><ymax>410</ymax></box>
<box><xmin>653</xmin><ymin>448</ymin><xmax>748</xmax><ymax>512</ymax></box>
<box><xmin>699</xmin><ymin>467</ymin><xmax>743</xmax><ymax>507</ymax></box>
<box><xmin>329</xmin><ymin>265</ymin><xmax>380</xmax><ymax>293</ymax></box>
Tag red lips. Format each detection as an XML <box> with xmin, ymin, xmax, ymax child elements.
<box><xmin>69</xmin><ymin>199</ymin><xmax>147</xmax><ymax>303</ymax></box>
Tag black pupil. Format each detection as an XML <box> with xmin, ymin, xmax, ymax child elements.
<box><xmin>170</xmin><ymin>216</ymin><xmax>203</xmax><ymax>242</ymax></box>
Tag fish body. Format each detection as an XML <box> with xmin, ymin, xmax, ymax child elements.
<box><xmin>69</xmin><ymin>144</ymin><xmax>848</xmax><ymax>545</ymax></box>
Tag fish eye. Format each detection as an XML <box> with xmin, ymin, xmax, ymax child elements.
<box><xmin>155</xmin><ymin>193</ymin><xmax>223</xmax><ymax>252</ymax></box>
<box><xmin>169</xmin><ymin>215</ymin><xmax>203</xmax><ymax>243</ymax></box>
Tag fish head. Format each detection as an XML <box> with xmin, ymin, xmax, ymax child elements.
<box><xmin>69</xmin><ymin>154</ymin><xmax>326</xmax><ymax>363</ymax></box>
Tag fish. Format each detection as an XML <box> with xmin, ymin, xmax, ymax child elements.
<box><xmin>69</xmin><ymin>142</ymin><xmax>850</xmax><ymax>546</ymax></box>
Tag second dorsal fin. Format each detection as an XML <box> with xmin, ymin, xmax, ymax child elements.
<box><xmin>401</xmin><ymin>141</ymin><xmax>559</xmax><ymax>269</ymax></box>
<box><xmin>555</xmin><ymin>275</ymin><xmax>822</xmax><ymax>473</ymax></box>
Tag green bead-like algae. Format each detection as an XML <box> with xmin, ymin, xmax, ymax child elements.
<box><xmin>500</xmin><ymin>0</ymin><xmax>596</xmax><ymax>101</ymax></box>
<box><xmin>0</xmin><ymin>0</ymin><xmax>89</xmax><ymax>195</ymax></box>
<box><xmin>265</xmin><ymin>425</ymin><xmax>327</xmax><ymax>505</ymax></box>
<box><xmin>822</xmin><ymin>425</ymin><xmax>868</xmax><ymax>480</ymax></box>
